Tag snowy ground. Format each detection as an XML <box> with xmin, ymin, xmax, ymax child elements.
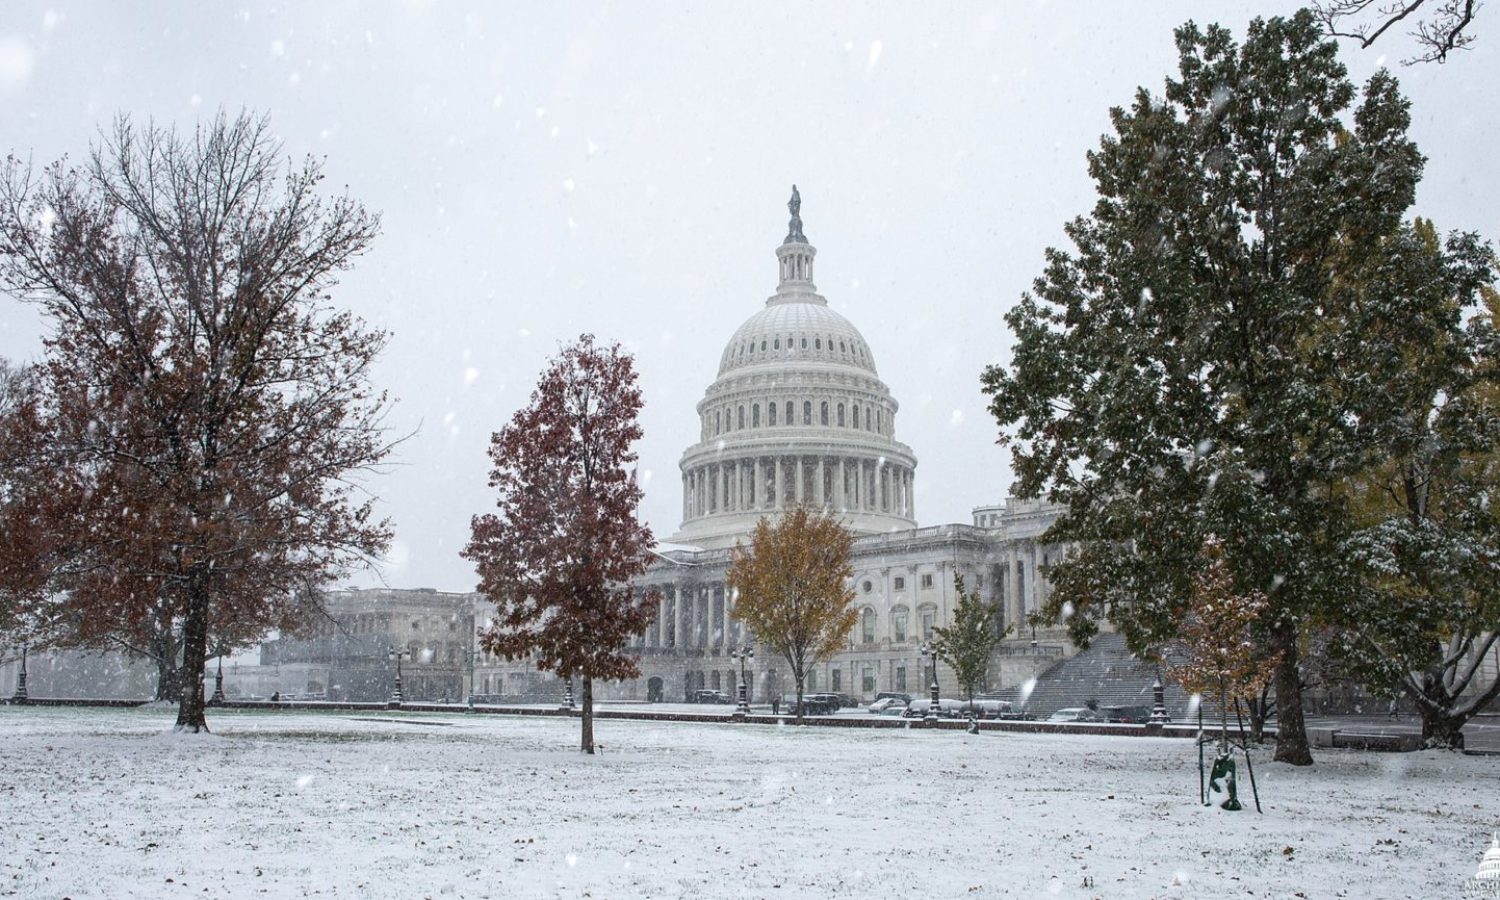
<box><xmin>1</xmin><ymin>707</ymin><xmax>1495</xmax><ymax>899</ymax></box>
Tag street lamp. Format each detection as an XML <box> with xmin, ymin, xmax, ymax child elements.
<box><xmin>730</xmin><ymin>645</ymin><xmax>754</xmax><ymax>717</ymax></box>
<box><xmin>387</xmin><ymin>647</ymin><xmax>410</xmax><ymax>708</ymax></box>
<box><xmin>210</xmin><ymin>645</ymin><xmax>226</xmax><ymax>706</ymax></box>
<box><xmin>920</xmin><ymin>643</ymin><xmax>940</xmax><ymax>723</ymax></box>
<box><xmin>561</xmin><ymin>674</ymin><xmax>575</xmax><ymax>711</ymax></box>
<box><xmin>11</xmin><ymin>644</ymin><xmax>28</xmax><ymax>704</ymax></box>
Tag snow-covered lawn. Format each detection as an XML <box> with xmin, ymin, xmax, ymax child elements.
<box><xmin>0</xmin><ymin>707</ymin><xmax>1494</xmax><ymax>899</ymax></box>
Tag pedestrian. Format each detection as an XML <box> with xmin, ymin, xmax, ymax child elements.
<box><xmin>771</xmin><ymin>696</ymin><xmax>780</xmax><ymax>715</ymax></box>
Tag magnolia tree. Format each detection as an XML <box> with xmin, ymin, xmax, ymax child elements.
<box><xmin>981</xmin><ymin>12</ymin><xmax>1469</xmax><ymax>765</ymax></box>
<box><xmin>725</xmin><ymin>506</ymin><xmax>856</xmax><ymax>723</ymax></box>
<box><xmin>463</xmin><ymin>335</ymin><xmax>657</xmax><ymax>754</ymax></box>
<box><xmin>0</xmin><ymin>112</ymin><xmax>396</xmax><ymax>731</ymax></box>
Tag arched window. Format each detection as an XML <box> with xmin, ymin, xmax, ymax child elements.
<box><xmin>738</xmin><ymin>406</ymin><xmax>745</xmax><ymax>430</ymax></box>
<box><xmin>773</xmin><ymin>338</ymin><xmax>780</xmax><ymax>351</ymax></box>
<box><xmin>785</xmin><ymin>401</ymin><xmax>793</xmax><ymax>424</ymax></box>
<box><xmin>820</xmin><ymin>401</ymin><xmax>829</xmax><ymax>426</ymax></box>
<box><xmin>837</xmin><ymin>403</ymin><xmax>845</xmax><ymax>427</ymax></box>
<box><xmin>752</xmin><ymin>404</ymin><xmax>760</xmax><ymax>427</ymax></box>
<box><xmin>861</xmin><ymin>607</ymin><xmax>877</xmax><ymax>644</ymax></box>
<box><xmin>918</xmin><ymin>603</ymin><xmax>938</xmax><ymax>641</ymax></box>
<box><xmin>801</xmin><ymin>337</ymin><xmax>808</xmax><ymax>349</ymax></box>
<box><xmin>804</xmin><ymin>401</ymin><xmax>813</xmax><ymax>425</ymax></box>
<box><xmin>815</xmin><ymin>337</ymin><xmax>822</xmax><ymax>350</ymax></box>
<box><xmin>852</xmin><ymin>405</ymin><xmax>860</xmax><ymax>429</ymax></box>
<box><xmin>768</xmin><ymin>403</ymin><xmax>777</xmax><ymax>426</ymax></box>
<box><xmin>760</xmin><ymin>340</ymin><xmax>767</xmax><ymax>352</ymax></box>
<box><xmin>891</xmin><ymin>606</ymin><xmax>910</xmax><ymax>643</ymax></box>
<box><xmin>714</xmin><ymin>411</ymin><xmax>721</xmax><ymax>435</ymax></box>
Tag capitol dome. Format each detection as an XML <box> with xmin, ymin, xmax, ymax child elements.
<box><xmin>1478</xmin><ymin>833</ymin><xmax>1500</xmax><ymax>883</ymax></box>
<box><xmin>670</xmin><ymin>188</ymin><xmax>918</xmax><ymax>549</ymax></box>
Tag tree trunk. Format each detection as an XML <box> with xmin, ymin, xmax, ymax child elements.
<box><xmin>1269</xmin><ymin>620</ymin><xmax>1312</xmax><ymax>765</ymax></box>
<box><xmin>174</xmin><ymin>579</ymin><xmax>210</xmax><ymax>733</ymax></box>
<box><xmin>795</xmin><ymin>675</ymin><xmax>805</xmax><ymax>725</ymax></box>
<box><xmin>150</xmin><ymin>611</ymin><xmax>181</xmax><ymax>702</ymax></box>
<box><xmin>1419</xmin><ymin>709</ymin><xmax>1465</xmax><ymax>750</ymax></box>
<box><xmin>580</xmin><ymin>675</ymin><xmax>595</xmax><ymax>754</ymax></box>
<box><xmin>154</xmin><ymin>652</ymin><xmax>181</xmax><ymax>702</ymax></box>
<box><xmin>1246</xmin><ymin>690</ymin><xmax>1271</xmax><ymax>744</ymax></box>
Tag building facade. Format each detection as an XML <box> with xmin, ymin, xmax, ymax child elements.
<box><xmin>479</xmin><ymin>190</ymin><xmax>1076</xmax><ymax>705</ymax></box>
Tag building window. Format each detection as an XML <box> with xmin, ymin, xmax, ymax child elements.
<box><xmin>921</xmin><ymin>574</ymin><xmax>934</xmax><ymax>589</ymax></box>
<box><xmin>785</xmin><ymin>401</ymin><xmax>793</xmax><ymax>424</ymax></box>
<box><xmin>837</xmin><ymin>403</ymin><xmax>845</xmax><ymax>426</ymax></box>
<box><xmin>821</xmin><ymin>401</ymin><xmax>829</xmax><ymax>426</ymax></box>
<box><xmin>804</xmin><ymin>401</ymin><xmax>813</xmax><ymax>425</ymax></box>
<box><xmin>815</xmin><ymin>338</ymin><xmax>822</xmax><ymax>349</ymax></box>
<box><xmin>752</xmin><ymin>404</ymin><xmax>760</xmax><ymax>427</ymax></box>
<box><xmin>768</xmin><ymin>403</ymin><xmax>777</xmax><ymax>426</ymax></box>
<box><xmin>852</xmin><ymin>406</ymin><xmax>860</xmax><ymax>429</ymax></box>
<box><xmin>831</xmin><ymin>669</ymin><xmax>841</xmax><ymax>692</ymax></box>
<box><xmin>714</xmin><ymin>411</ymin><xmax>721</xmax><ymax>435</ymax></box>
<box><xmin>862</xmin><ymin>580</ymin><xmax>872</xmax><ymax>593</ymax></box>
<box><xmin>892</xmin><ymin>606</ymin><xmax>909</xmax><ymax>642</ymax></box>
<box><xmin>894</xmin><ymin>576</ymin><xmax>905</xmax><ymax>591</ymax></box>
<box><xmin>895</xmin><ymin>666</ymin><xmax>907</xmax><ymax>691</ymax></box>
<box><xmin>738</xmin><ymin>406</ymin><xmax>745</xmax><ymax>429</ymax></box>
<box><xmin>710</xmin><ymin>670</ymin><xmax>721</xmax><ymax>690</ymax></box>
<box><xmin>862</xmin><ymin>666</ymin><xmax>876</xmax><ymax>695</ymax></box>
<box><xmin>861</xmin><ymin>607</ymin><xmax>876</xmax><ymax>644</ymax></box>
<box><xmin>808</xmin><ymin>670</ymin><xmax>818</xmax><ymax>692</ymax></box>
<box><xmin>801</xmin><ymin>337</ymin><xmax>808</xmax><ymax>349</ymax></box>
<box><xmin>919</xmin><ymin>604</ymin><xmax>937</xmax><ymax>640</ymax></box>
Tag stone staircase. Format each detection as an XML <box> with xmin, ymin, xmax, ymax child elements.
<box><xmin>998</xmin><ymin>633</ymin><xmax>1197</xmax><ymax>721</ymax></box>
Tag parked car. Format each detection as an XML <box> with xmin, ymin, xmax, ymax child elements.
<box><xmin>783</xmin><ymin>693</ymin><xmax>840</xmax><ymax>715</ymax></box>
<box><xmin>1100</xmin><ymin>704</ymin><xmax>1154</xmax><ymax>724</ymax></box>
<box><xmin>902</xmin><ymin>698</ymin><xmax>966</xmax><ymax>718</ymax></box>
<box><xmin>1046</xmin><ymin>707</ymin><xmax>1100</xmax><ymax>723</ymax></box>
<box><xmin>875</xmin><ymin>691</ymin><xmax>912</xmax><ymax>705</ymax></box>
<box><xmin>960</xmin><ymin>699</ymin><xmax>1014</xmax><ymax>720</ymax></box>
<box><xmin>866</xmin><ymin>697</ymin><xmax>906</xmax><ymax>714</ymax></box>
<box><xmin>693</xmin><ymin>690</ymin><xmax>732</xmax><ymax>704</ymax></box>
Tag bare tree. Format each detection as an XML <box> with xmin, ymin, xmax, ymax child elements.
<box><xmin>0</xmin><ymin>111</ymin><xmax>396</xmax><ymax>731</ymax></box>
<box><xmin>1314</xmin><ymin>0</ymin><xmax>1480</xmax><ymax>63</ymax></box>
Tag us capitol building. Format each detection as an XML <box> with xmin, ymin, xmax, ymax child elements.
<box><xmin>480</xmin><ymin>188</ymin><xmax>1075</xmax><ymax>704</ymax></box>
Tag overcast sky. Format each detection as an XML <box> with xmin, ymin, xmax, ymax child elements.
<box><xmin>2</xmin><ymin>2</ymin><xmax>1497</xmax><ymax>593</ymax></box>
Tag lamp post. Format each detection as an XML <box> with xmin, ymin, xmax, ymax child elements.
<box><xmin>1149</xmin><ymin>675</ymin><xmax>1170</xmax><ymax>725</ymax></box>
<box><xmin>387</xmin><ymin>647</ymin><xmax>409</xmax><ymax>708</ymax></box>
<box><xmin>730</xmin><ymin>645</ymin><xmax>754</xmax><ymax>718</ymax></box>
<box><xmin>920</xmin><ymin>643</ymin><xmax>940</xmax><ymax>723</ymax></box>
<box><xmin>561</xmin><ymin>675</ymin><xmax>575</xmax><ymax>711</ymax></box>
<box><xmin>12</xmin><ymin>644</ymin><xmax>28</xmax><ymax>704</ymax></box>
<box><xmin>210</xmin><ymin>649</ymin><xmax>225</xmax><ymax>706</ymax></box>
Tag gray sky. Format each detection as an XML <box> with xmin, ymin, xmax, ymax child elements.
<box><xmin>2</xmin><ymin>2</ymin><xmax>1496</xmax><ymax>592</ymax></box>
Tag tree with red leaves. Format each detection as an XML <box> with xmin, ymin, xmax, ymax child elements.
<box><xmin>464</xmin><ymin>335</ymin><xmax>657</xmax><ymax>754</ymax></box>
<box><xmin>0</xmin><ymin>111</ymin><xmax>396</xmax><ymax>732</ymax></box>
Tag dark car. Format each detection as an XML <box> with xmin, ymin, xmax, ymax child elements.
<box><xmin>693</xmin><ymin>689</ymin><xmax>732</xmax><ymax>704</ymax></box>
<box><xmin>1100</xmin><ymin>704</ymin><xmax>1154</xmax><ymax>724</ymax></box>
<box><xmin>786</xmin><ymin>693</ymin><xmax>840</xmax><ymax>715</ymax></box>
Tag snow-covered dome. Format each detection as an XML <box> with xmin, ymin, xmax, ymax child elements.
<box><xmin>718</xmin><ymin>300</ymin><xmax>878</xmax><ymax>377</ymax></box>
<box><xmin>669</xmin><ymin>187</ymin><xmax>918</xmax><ymax>550</ymax></box>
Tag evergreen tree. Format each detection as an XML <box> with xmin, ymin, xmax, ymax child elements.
<box><xmin>931</xmin><ymin>573</ymin><xmax>1005</xmax><ymax>705</ymax></box>
<box><xmin>982</xmin><ymin>12</ymin><xmax>1451</xmax><ymax>765</ymax></box>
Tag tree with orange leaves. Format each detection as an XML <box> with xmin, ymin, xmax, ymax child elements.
<box><xmin>726</xmin><ymin>506</ymin><xmax>856</xmax><ymax>723</ymax></box>
<box><xmin>463</xmin><ymin>334</ymin><xmax>657</xmax><ymax>754</ymax></box>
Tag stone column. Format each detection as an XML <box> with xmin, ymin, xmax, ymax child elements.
<box><xmin>816</xmin><ymin>457</ymin><xmax>826</xmax><ymax>507</ymax></box>
<box><xmin>774</xmin><ymin>457</ymin><xmax>784</xmax><ymax>509</ymax></box>
<box><xmin>682</xmin><ymin>473</ymin><xmax>690</xmax><ymax>521</ymax></box>
<box><xmin>837</xmin><ymin>457</ymin><xmax>847</xmax><ymax>509</ymax></box>
<box><xmin>794</xmin><ymin>457</ymin><xmax>804</xmax><ymax>504</ymax></box>
<box><xmin>672</xmin><ymin>584</ymin><xmax>685</xmax><ymax>648</ymax></box>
